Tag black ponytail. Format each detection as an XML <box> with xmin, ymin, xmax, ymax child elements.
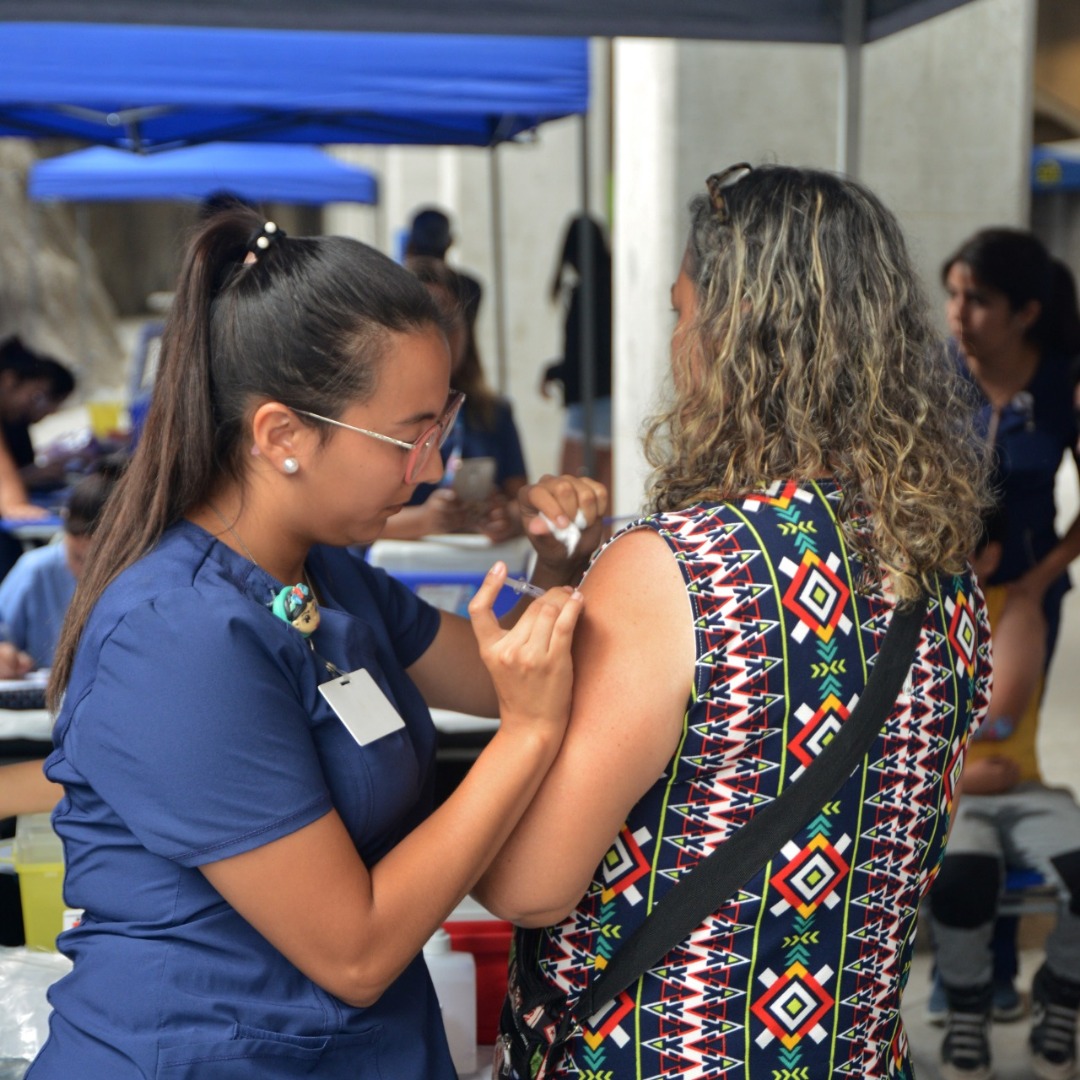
<box><xmin>50</xmin><ymin>209</ymin><xmax>439</xmax><ymax>707</ymax></box>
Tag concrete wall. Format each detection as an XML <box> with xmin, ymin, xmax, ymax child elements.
<box><xmin>0</xmin><ymin>141</ymin><xmax>125</xmax><ymax>398</ymax></box>
<box><xmin>1036</xmin><ymin>0</ymin><xmax>1080</xmax><ymax>135</ymax></box>
<box><xmin>860</xmin><ymin>0</ymin><xmax>1036</xmax><ymax>309</ymax></box>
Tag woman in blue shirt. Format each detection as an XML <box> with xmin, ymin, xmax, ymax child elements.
<box><xmin>0</xmin><ymin>458</ymin><xmax>122</xmax><ymax>668</ymax></box>
<box><xmin>384</xmin><ymin>258</ymin><xmax>529</xmax><ymax>543</ymax></box>
<box><xmin>931</xmin><ymin>229</ymin><xmax>1080</xmax><ymax>1079</ymax></box>
<box><xmin>29</xmin><ymin>208</ymin><xmax>606</xmax><ymax>1079</ymax></box>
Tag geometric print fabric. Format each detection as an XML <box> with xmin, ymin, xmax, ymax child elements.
<box><xmin>514</xmin><ymin>480</ymin><xmax>991</xmax><ymax>1079</ymax></box>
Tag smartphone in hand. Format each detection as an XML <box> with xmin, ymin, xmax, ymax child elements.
<box><xmin>451</xmin><ymin>457</ymin><xmax>496</xmax><ymax>503</ymax></box>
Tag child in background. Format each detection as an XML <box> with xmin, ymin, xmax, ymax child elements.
<box><xmin>0</xmin><ymin>457</ymin><xmax>124</xmax><ymax>668</ymax></box>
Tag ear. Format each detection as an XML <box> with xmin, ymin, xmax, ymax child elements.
<box><xmin>1015</xmin><ymin>298</ymin><xmax>1041</xmax><ymax>335</ymax></box>
<box><xmin>249</xmin><ymin>401</ymin><xmax>315</xmax><ymax>474</ymax></box>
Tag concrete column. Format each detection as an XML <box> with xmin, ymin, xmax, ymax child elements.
<box><xmin>611</xmin><ymin>39</ymin><xmax>679</xmax><ymax>521</ymax></box>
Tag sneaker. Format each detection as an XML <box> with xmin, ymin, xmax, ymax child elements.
<box><xmin>941</xmin><ymin>989</ymin><xmax>994</xmax><ymax>1080</ymax></box>
<box><xmin>927</xmin><ymin>974</ymin><xmax>948</xmax><ymax>1027</ymax></box>
<box><xmin>1030</xmin><ymin>965</ymin><xmax>1080</xmax><ymax>1080</ymax></box>
<box><xmin>992</xmin><ymin>978</ymin><xmax>1026</xmax><ymax>1023</ymax></box>
<box><xmin>928</xmin><ymin>974</ymin><xmax>1023</xmax><ymax>1028</ymax></box>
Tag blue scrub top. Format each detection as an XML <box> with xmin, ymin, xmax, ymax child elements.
<box><xmin>0</xmin><ymin>541</ymin><xmax>75</xmax><ymax>667</ymax></box>
<box><xmin>32</xmin><ymin>521</ymin><xmax>456</xmax><ymax>1080</ymax></box>
<box><xmin>964</xmin><ymin>353</ymin><xmax>1078</xmax><ymax>590</ymax></box>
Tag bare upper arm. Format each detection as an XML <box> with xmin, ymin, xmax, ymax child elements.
<box><xmin>568</xmin><ymin>526</ymin><xmax>695</xmax><ymax>798</ymax></box>
<box><xmin>473</xmin><ymin>525</ymin><xmax>696</xmax><ymax>922</ymax></box>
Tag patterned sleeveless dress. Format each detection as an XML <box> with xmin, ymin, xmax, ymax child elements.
<box><xmin>503</xmin><ymin>480</ymin><xmax>991</xmax><ymax>1080</ymax></box>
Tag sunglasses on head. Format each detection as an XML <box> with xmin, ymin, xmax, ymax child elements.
<box><xmin>705</xmin><ymin>162</ymin><xmax>753</xmax><ymax>225</ymax></box>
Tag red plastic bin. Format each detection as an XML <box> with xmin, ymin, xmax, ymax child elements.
<box><xmin>444</xmin><ymin>918</ymin><xmax>513</xmax><ymax>1045</ymax></box>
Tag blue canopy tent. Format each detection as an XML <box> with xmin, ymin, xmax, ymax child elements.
<box><xmin>0</xmin><ymin>25</ymin><xmax>588</xmax><ymax>152</ymax></box>
<box><xmin>0</xmin><ymin>24</ymin><xmax>590</xmax><ymax>425</ymax></box>
<box><xmin>27</xmin><ymin>142</ymin><xmax>382</xmax><ymax>408</ymax></box>
<box><xmin>28</xmin><ymin>142</ymin><xmax>379</xmax><ymax>205</ymax></box>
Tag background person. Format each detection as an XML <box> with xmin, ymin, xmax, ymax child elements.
<box><xmin>539</xmin><ymin>214</ymin><xmax>613</xmax><ymax>493</ymax></box>
<box><xmin>474</xmin><ymin>163</ymin><xmax>992</xmax><ymax>1080</ymax></box>
<box><xmin>382</xmin><ymin>257</ymin><xmax>527</xmax><ymax>542</ymax></box>
<box><xmin>27</xmin><ymin>208</ymin><xmax>606</xmax><ymax>1080</ymax></box>
<box><xmin>0</xmin><ymin>338</ymin><xmax>75</xmax><ymax>521</ymax></box>
<box><xmin>929</xmin><ymin>229</ymin><xmax>1080</xmax><ymax>1080</ymax></box>
<box><xmin>403</xmin><ymin>205</ymin><xmax>483</xmax><ymax>331</ymax></box>
<box><xmin>0</xmin><ymin>349</ymin><xmax>78</xmax><ymax>495</ymax></box>
<box><xmin>0</xmin><ymin>457</ymin><xmax>124</xmax><ymax>668</ymax></box>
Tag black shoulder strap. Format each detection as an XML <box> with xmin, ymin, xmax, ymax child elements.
<box><xmin>573</xmin><ymin>593</ymin><xmax>928</xmax><ymax>1024</ymax></box>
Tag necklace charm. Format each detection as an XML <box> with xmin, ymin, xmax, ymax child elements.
<box><xmin>271</xmin><ymin>582</ymin><xmax>321</xmax><ymax>637</ymax></box>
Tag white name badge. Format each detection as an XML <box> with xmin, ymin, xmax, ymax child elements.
<box><xmin>318</xmin><ymin>668</ymin><xmax>406</xmax><ymax>746</ymax></box>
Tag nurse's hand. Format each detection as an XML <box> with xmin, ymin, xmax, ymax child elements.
<box><xmin>468</xmin><ymin>560</ymin><xmax>583</xmax><ymax>736</ymax></box>
<box><xmin>518</xmin><ymin>474</ymin><xmax>608</xmax><ymax>584</ymax></box>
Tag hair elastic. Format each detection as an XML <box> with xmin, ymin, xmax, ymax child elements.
<box><xmin>247</xmin><ymin>221</ymin><xmax>286</xmax><ymax>260</ymax></box>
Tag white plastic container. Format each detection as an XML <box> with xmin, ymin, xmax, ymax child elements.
<box><xmin>424</xmin><ymin>927</ymin><xmax>477</xmax><ymax>1075</ymax></box>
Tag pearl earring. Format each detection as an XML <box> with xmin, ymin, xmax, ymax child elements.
<box><xmin>282</xmin><ymin>457</ymin><xmax>299</xmax><ymax>475</ymax></box>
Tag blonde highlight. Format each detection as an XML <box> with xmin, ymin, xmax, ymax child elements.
<box><xmin>645</xmin><ymin>165</ymin><xmax>991</xmax><ymax>602</ymax></box>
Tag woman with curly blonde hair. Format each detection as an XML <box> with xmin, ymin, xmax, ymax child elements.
<box><xmin>475</xmin><ymin>163</ymin><xmax>993</xmax><ymax>1080</ymax></box>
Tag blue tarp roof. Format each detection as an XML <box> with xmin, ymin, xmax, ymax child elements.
<box><xmin>1032</xmin><ymin>145</ymin><xmax>1080</xmax><ymax>193</ymax></box>
<box><xmin>28</xmin><ymin>143</ymin><xmax>379</xmax><ymax>205</ymax></box>
<box><xmin>0</xmin><ymin>24</ymin><xmax>589</xmax><ymax>151</ymax></box>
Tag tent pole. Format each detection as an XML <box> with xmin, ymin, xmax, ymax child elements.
<box><xmin>488</xmin><ymin>146</ymin><xmax>509</xmax><ymax>394</ymax></box>
<box><xmin>578</xmin><ymin>111</ymin><xmax>596</xmax><ymax>479</ymax></box>
<box><xmin>839</xmin><ymin>0</ymin><xmax>865</xmax><ymax>178</ymax></box>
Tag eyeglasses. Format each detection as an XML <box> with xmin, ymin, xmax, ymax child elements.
<box><xmin>294</xmin><ymin>390</ymin><xmax>465</xmax><ymax>484</ymax></box>
<box><xmin>706</xmin><ymin>162</ymin><xmax>753</xmax><ymax>225</ymax></box>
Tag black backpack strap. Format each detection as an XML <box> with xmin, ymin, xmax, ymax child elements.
<box><xmin>573</xmin><ymin>593</ymin><xmax>928</xmax><ymax>1025</ymax></box>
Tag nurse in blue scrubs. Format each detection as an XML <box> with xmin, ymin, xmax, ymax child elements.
<box><xmin>29</xmin><ymin>208</ymin><xmax>606</xmax><ymax>1079</ymax></box>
